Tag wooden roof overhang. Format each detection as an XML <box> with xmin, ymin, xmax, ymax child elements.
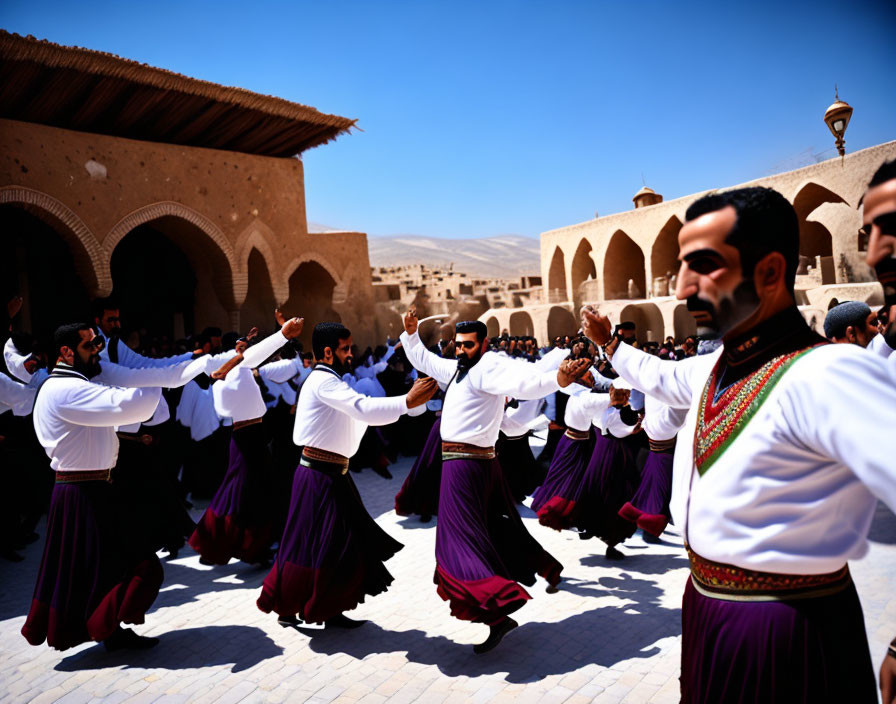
<box><xmin>0</xmin><ymin>31</ymin><xmax>356</xmax><ymax>157</ymax></box>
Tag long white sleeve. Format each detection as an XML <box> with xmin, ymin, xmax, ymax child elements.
<box><xmin>471</xmin><ymin>353</ymin><xmax>560</xmax><ymax>400</ymax></box>
<box><xmin>257</xmin><ymin>357</ymin><xmax>303</xmax><ymax>384</ymax></box>
<box><xmin>55</xmin><ymin>384</ymin><xmax>161</xmax><ymax>427</ymax></box>
<box><xmin>316</xmin><ymin>376</ymin><xmax>408</xmax><ymax>426</ymax></box>
<box><xmin>239</xmin><ymin>330</ymin><xmax>289</xmax><ymax>369</ymax></box>
<box><xmin>611</xmin><ymin>342</ymin><xmax>716</xmax><ymax>409</ymax></box>
<box><xmin>0</xmin><ymin>372</ymin><xmax>36</xmax><ymax>416</ymax></box>
<box><xmin>400</xmin><ymin>331</ymin><xmax>458</xmax><ymax>385</ymax></box>
<box><xmin>100</xmin><ymin>335</ymin><xmax>193</xmax><ymax>369</ymax></box>
<box><xmin>95</xmin><ymin>356</ymin><xmax>211</xmax><ymax>389</ymax></box>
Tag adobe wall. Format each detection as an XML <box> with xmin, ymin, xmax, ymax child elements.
<box><xmin>0</xmin><ymin>118</ymin><xmax>376</xmax><ymax>344</ymax></box>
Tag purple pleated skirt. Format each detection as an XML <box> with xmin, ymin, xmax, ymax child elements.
<box><xmin>434</xmin><ymin>456</ymin><xmax>562</xmax><ymax>624</ymax></box>
<box><xmin>257</xmin><ymin>461</ymin><xmax>403</xmax><ymax>623</ymax></box>
<box><xmin>531</xmin><ymin>432</ymin><xmax>595</xmax><ymax>529</ymax></box>
<box><xmin>681</xmin><ymin>577</ymin><xmax>876</xmax><ymax>703</ymax></box>
<box><xmin>395</xmin><ymin>416</ymin><xmax>442</xmax><ymax>517</ymax></box>
<box><xmin>497</xmin><ymin>432</ymin><xmax>545</xmax><ymax>502</ymax></box>
<box><xmin>22</xmin><ymin>480</ymin><xmax>163</xmax><ymax>650</ymax></box>
<box><xmin>577</xmin><ymin>433</ymin><xmax>639</xmax><ymax>546</ymax></box>
<box><xmin>618</xmin><ymin>450</ymin><xmax>674</xmax><ymax>536</ymax></box>
<box><xmin>189</xmin><ymin>423</ymin><xmax>274</xmax><ymax>564</ymax></box>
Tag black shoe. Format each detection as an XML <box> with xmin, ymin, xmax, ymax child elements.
<box><xmin>103</xmin><ymin>627</ymin><xmax>160</xmax><ymax>652</ymax></box>
<box><xmin>371</xmin><ymin>464</ymin><xmax>393</xmax><ymax>480</ymax></box>
<box><xmin>473</xmin><ymin>617</ymin><xmax>518</xmax><ymax>654</ymax></box>
<box><xmin>577</xmin><ymin>530</ymin><xmax>593</xmax><ymax>541</ymax></box>
<box><xmin>278</xmin><ymin>615</ymin><xmax>303</xmax><ymax>629</ymax></box>
<box><xmin>419</xmin><ymin>514</ymin><xmax>432</xmax><ymax>523</ymax></box>
<box><xmin>605</xmin><ymin>545</ymin><xmax>625</xmax><ymax>560</ymax></box>
<box><xmin>325</xmin><ymin>614</ymin><xmax>367</xmax><ymax>629</ymax></box>
<box><xmin>546</xmin><ymin>581</ymin><xmax>560</xmax><ymax>594</ymax></box>
<box><xmin>1</xmin><ymin>548</ymin><xmax>25</xmax><ymax>562</ymax></box>
<box><xmin>198</xmin><ymin>556</ymin><xmax>215</xmax><ymax>566</ymax></box>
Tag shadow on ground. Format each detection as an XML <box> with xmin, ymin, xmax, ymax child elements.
<box><xmin>54</xmin><ymin>625</ymin><xmax>282</xmax><ymax>673</ymax></box>
<box><xmin>298</xmin><ymin>570</ymin><xmax>680</xmax><ymax>683</ymax></box>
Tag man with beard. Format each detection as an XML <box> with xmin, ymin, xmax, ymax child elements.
<box><xmin>257</xmin><ymin>322</ymin><xmax>437</xmax><ymax>630</ymax></box>
<box><xmin>863</xmin><ymin>158</ymin><xmax>896</xmax><ymax>362</ymax></box>
<box><xmin>400</xmin><ymin>311</ymin><xmax>589</xmax><ymax>653</ymax></box>
<box><xmin>22</xmin><ymin>323</ymin><xmax>165</xmax><ymax>651</ymax></box>
<box><xmin>93</xmin><ymin>298</ymin><xmax>198</xmax><ymax>368</ymax></box>
<box><xmin>581</xmin><ymin>186</ymin><xmax>896</xmax><ymax>703</ymax></box>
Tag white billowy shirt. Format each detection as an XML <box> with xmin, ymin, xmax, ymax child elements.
<box><xmin>293</xmin><ymin>366</ymin><xmax>409</xmax><ymax>457</ymax></box>
<box><xmin>563</xmin><ymin>386</ymin><xmax>611</xmax><ymax>433</ymax></box>
<box><xmin>869</xmin><ymin>332</ymin><xmax>895</xmax><ymax>359</ymax></box>
<box><xmin>97</xmin><ymin>331</ymin><xmax>193</xmax><ymax>368</ymax></box>
<box><xmin>33</xmin><ymin>367</ymin><xmax>161</xmax><ymax>471</ymax></box>
<box><xmin>354</xmin><ymin>373</ymin><xmax>427</xmax><ymax>417</ymax></box>
<box><xmin>0</xmin><ymin>371</ymin><xmax>36</xmax><ymax>416</ymax></box>
<box><xmin>400</xmin><ymin>331</ymin><xmax>562</xmax><ymax>448</ymax></box>
<box><xmin>610</xmin><ymin>341</ymin><xmax>896</xmax><ymax>574</ymax></box>
<box><xmin>641</xmin><ymin>394</ymin><xmax>688</xmax><ymax>442</ymax></box>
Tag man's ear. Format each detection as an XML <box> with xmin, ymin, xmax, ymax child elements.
<box><xmin>754</xmin><ymin>252</ymin><xmax>786</xmax><ymax>290</ymax></box>
<box><xmin>59</xmin><ymin>345</ymin><xmax>74</xmax><ymax>364</ymax></box>
<box><xmin>322</xmin><ymin>346</ymin><xmax>334</xmax><ymax>363</ymax></box>
<box><xmin>845</xmin><ymin>326</ymin><xmax>857</xmax><ymax>344</ymax></box>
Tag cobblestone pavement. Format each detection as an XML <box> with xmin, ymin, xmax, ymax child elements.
<box><xmin>2</xmin><ymin>437</ymin><xmax>895</xmax><ymax>704</ymax></box>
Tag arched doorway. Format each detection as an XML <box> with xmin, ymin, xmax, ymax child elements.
<box><xmin>509</xmin><ymin>311</ymin><xmax>535</xmax><ymax>336</ymax></box>
<box><xmin>282</xmin><ymin>260</ymin><xmax>340</xmax><ymax>348</ymax></box>
<box><xmin>109</xmin><ymin>215</ymin><xmax>235</xmax><ymax>340</ymax></box>
<box><xmin>603</xmin><ymin>230</ymin><xmax>646</xmax><ymax>300</ymax></box>
<box><xmin>672</xmin><ymin>303</ymin><xmax>697</xmax><ymax>342</ymax></box>
<box><xmin>485</xmin><ymin>316</ymin><xmax>500</xmax><ymax>338</ymax></box>
<box><xmin>570</xmin><ymin>238</ymin><xmax>596</xmax><ymax>307</ymax></box>
<box><xmin>239</xmin><ymin>248</ymin><xmax>277</xmax><ymax>332</ymax></box>
<box><xmin>650</xmin><ymin>216</ymin><xmax>682</xmax><ymax>296</ymax></box>
<box><xmin>619</xmin><ymin>303</ymin><xmax>664</xmax><ymax>343</ymax></box>
<box><xmin>792</xmin><ymin>183</ymin><xmax>846</xmax><ymax>285</ymax></box>
<box><xmin>0</xmin><ymin>205</ymin><xmax>93</xmax><ymax>343</ymax></box>
<box><xmin>547</xmin><ymin>306</ymin><xmax>577</xmax><ymax>340</ymax></box>
<box><xmin>547</xmin><ymin>247</ymin><xmax>567</xmax><ymax>302</ymax></box>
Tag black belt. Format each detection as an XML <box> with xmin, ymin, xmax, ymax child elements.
<box><xmin>300</xmin><ymin>455</ymin><xmax>349</xmax><ymax>477</ymax></box>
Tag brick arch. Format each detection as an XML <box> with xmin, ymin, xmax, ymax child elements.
<box><xmin>650</xmin><ymin>215</ymin><xmax>682</xmax><ymax>292</ymax></box>
<box><xmin>0</xmin><ymin>185</ymin><xmax>108</xmax><ymax>295</ymax></box>
<box><xmin>281</xmin><ymin>252</ymin><xmax>344</xmax><ymax>294</ymax></box>
<box><xmin>235</xmin><ymin>220</ymin><xmax>288</xmax><ymax>303</ymax></box>
<box><xmin>791</xmin><ymin>181</ymin><xmax>847</xmax><ymax>260</ymax></box>
<box><xmin>104</xmin><ymin>201</ymin><xmax>243</xmax><ymax>305</ymax></box>
<box><xmin>603</xmin><ymin>229</ymin><xmax>646</xmax><ymax>300</ymax></box>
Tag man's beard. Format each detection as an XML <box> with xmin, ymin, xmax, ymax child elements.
<box><xmin>875</xmin><ymin>257</ymin><xmax>896</xmax><ymax>308</ymax></box>
<box><xmin>456</xmin><ymin>349</ymin><xmax>483</xmax><ymax>372</ymax></box>
<box><xmin>73</xmin><ymin>354</ymin><xmax>102</xmax><ymax>379</ymax></box>
<box><xmin>330</xmin><ymin>356</ymin><xmax>353</xmax><ymax>375</ymax></box>
<box><xmin>686</xmin><ymin>279</ymin><xmax>760</xmax><ymax>340</ymax></box>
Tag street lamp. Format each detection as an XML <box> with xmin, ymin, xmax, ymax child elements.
<box><xmin>824</xmin><ymin>86</ymin><xmax>853</xmax><ymax>159</ymax></box>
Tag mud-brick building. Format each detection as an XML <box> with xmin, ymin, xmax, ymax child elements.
<box><xmin>0</xmin><ymin>31</ymin><xmax>376</xmax><ymax>347</ymax></box>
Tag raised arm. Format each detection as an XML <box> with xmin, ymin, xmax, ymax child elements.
<box><xmin>257</xmin><ymin>357</ymin><xmax>303</xmax><ymax>384</ymax></box>
<box><xmin>399</xmin><ymin>308</ymin><xmax>458</xmax><ymax>385</ymax></box>
<box><xmin>94</xmin><ymin>355</ymin><xmax>212</xmax><ymax>389</ymax></box>
<box><xmin>55</xmin><ymin>384</ymin><xmax>162</xmax><ymax>427</ymax></box>
<box><xmin>316</xmin><ymin>376</ymin><xmax>409</xmax><ymax>426</ymax></box>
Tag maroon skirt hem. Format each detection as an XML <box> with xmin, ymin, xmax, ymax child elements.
<box><xmin>188</xmin><ymin>509</ymin><xmax>272</xmax><ymax>565</ymax></box>
<box><xmin>433</xmin><ymin>565</ymin><xmax>530</xmax><ymax>624</ymax></box>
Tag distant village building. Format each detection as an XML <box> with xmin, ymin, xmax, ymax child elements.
<box><xmin>480</xmin><ymin>141</ymin><xmax>896</xmax><ymax>344</ymax></box>
<box><xmin>0</xmin><ymin>31</ymin><xmax>377</xmax><ymax>348</ymax></box>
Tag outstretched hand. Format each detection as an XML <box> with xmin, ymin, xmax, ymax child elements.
<box><xmin>581</xmin><ymin>305</ymin><xmax>612</xmax><ymax>345</ymax></box>
<box><xmin>211</xmin><ymin>353</ymin><xmax>244</xmax><ymax>380</ymax></box>
<box><xmin>281</xmin><ymin>317</ymin><xmax>304</xmax><ymax>340</ymax></box>
<box><xmin>406</xmin><ymin>376</ymin><xmax>438</xmax><ymax>408</ymax></box>
<box><xmin>404</xmin><ymin>306</ymin><xmax>418</xmax><ymax>335</ymax></box>
<box><xmin>557</xmin><ymin>358</ymin><xmax>591</xmax><ymax>388</ymax></box>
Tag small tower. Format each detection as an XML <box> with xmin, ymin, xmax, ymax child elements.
<box><xmin>633</xmin><ymin>186</ymin><xmax>663</xmax><ymax>209</ymax></box>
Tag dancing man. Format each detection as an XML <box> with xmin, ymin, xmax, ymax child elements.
<box><xmin>400</xmin><ymin>308</ymin><xmax>589</xmax><ymax>653</ymax></box>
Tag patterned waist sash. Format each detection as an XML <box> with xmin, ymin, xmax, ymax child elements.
<box><xmin>565</xmin><ymin>428</ymin><xmax>590</xmax><ymax>441</ymax></box>
<box><xmin>441</xmin><ymin>442</ymin><xmax>496</xmax><ymax>461</ymax></box>
<box><xmin>648</xmin><ymin>437</ymin><xmax>676</xmax><ymax>453</ymax></box>
<box><xmin>687</xmin><ymin>547</ymin><xmax>851</xmax><ymax>602</ymax></box>
<box><xmin>55</xmin><ymin>469</ymin><xmax>112</xmax><ymax>483</ymax></box>
<box><xmin>300</xmin><ymin>446</ymin><xmax>349</xmax><ymax>475</ymax></box>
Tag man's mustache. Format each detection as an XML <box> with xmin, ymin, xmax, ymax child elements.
<box><xmin>685</xmin><ymin>295</ymin><xmax>716</xmax><ymax>315</ymax></box>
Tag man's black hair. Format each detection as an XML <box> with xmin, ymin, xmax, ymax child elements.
<box><xmin>618</xmin><ymin>321</ymin><xmax>636</xmax><ymax>331</ymax></box>
<box><xmin>312</xmin><ymin>322</ymin><xmax>351</xmax><ymax>359</ymax></box>
<box><xmin>685</xmin><ymin>186</ymin><xmax>800</xmax><ymax>293</ymax></box>
<box><xmin>92</xmin><ymin>296</ymin><xmax>119</xmax><ymax>318</ymax></box>
<box><xmin>868</xmin><ymin>158</ymin><xmax>896</xmax><ymax>188</ymax></box>
<box><xmin>54</xmin><ymin>322</ymin><xmax>91</xmax><ymax>358</ymax></box>
<box><xmin>456</xmin><ymin>320</ymin><xmax>488</xmax><ymax>342</ymax></box>
<box><xmin>221</xmin><ymin>331</ymin><xmax>240</xmax><ymax>351</ymax></box>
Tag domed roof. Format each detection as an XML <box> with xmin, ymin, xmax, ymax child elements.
<box><xmin>633</xmin><ymin>186</ymin><xmax>656</xmax><ymax>199</ymax></box>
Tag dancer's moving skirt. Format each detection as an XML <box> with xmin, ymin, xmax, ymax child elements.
<box><xmin>394</xmin><ymin>416</ymin><xmax>442</xmax><ymax>517</ymax></box>
<box><xmin>681</xmin><ymin>558</ymin><xmax>876</xmax><ymax>704</ymax></box>
<box><xmin>434</xmin><ymin>453</ymin><xmax>562</xmax><ymax>624</ymax></box>
<box><xmin>618</xmin><ymin>447</ymin><xmax>673</xmax><ymax>536</ymax></box>
<box><xmin>577</xmin><ymin>433</ymin><xmax>639</xmax><ymax>546</ymax></box>
<box><xmin>21</xmin><ymin>475</ymin><xmax>163</xmax><ymax>650</ymax></box>
<box><xmin>257</xmin><ymin>456</ymin><xmax>403</xmax><ymax>622</ymax></box>
<box><xmin>189</xmin><ymin>422</ymin><xmax>274</xmax><ymax>564</ymax></box>
<box><xmin>497</xmin><ymin>432</ymin><xmax>545</xmax><ymax>502</ymax></box>
<box><xmin>531</xmin><ymin>429</ymin><xmax>595</xmax><ymax>529</ymax></box>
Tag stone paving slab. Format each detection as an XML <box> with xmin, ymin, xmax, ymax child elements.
<box><xmin>1</xmin><ymin>439</ymin><xmax>894</xmax><ymax>704</ymax></box>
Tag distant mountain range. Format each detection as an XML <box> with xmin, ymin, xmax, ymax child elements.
<box><xmin>308</xmin><ymin>224</ymin><xmax>541</xmax><ymax>278</ymax></box>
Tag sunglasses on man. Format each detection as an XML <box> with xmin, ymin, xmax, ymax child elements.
<box><xmin>456</xmin><ymin>340</ymin><xmax>480</xmax><ymax>350</ymax></box>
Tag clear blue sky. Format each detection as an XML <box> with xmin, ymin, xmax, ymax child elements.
<box><xmin>3</xmin><ymin>1</ymin><xmax>895</xmax><ymax>238</ymax></box>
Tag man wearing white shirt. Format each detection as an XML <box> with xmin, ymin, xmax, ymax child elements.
<box><xmin>400</xmin><ymin>310</ymin><xmax>589</xmax><ymax>653</ymax></box>
<box><xmin>583</xmin><ymin>185</ymin><xmax>896</xmax><ymax>703</ymax></box>
<box><xmin>257</xmin><ymin>322</ymin><xmax>436</xmax><ymax>630</ymax></box>
<box><xmin>22</xmin><ymin>323</ymin><xmax>165</xmax><ymax>652</ymax></box>
<box><xmin>93</xmin><ymin>298</ymin><xmax>197</xmax><ymax>369</ymax></box>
